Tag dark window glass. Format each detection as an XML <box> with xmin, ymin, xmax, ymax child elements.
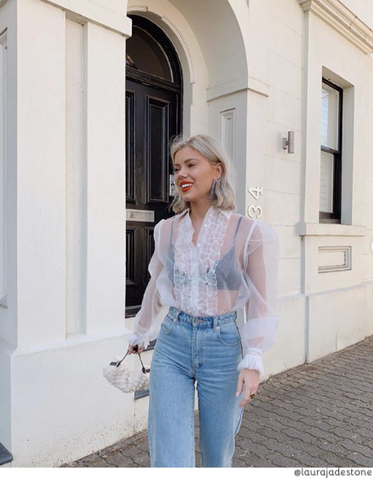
<box><xmin>319</xmin><ymin>78</ymin><xmax>343</xmax><ymax>223</ymax></box>
<box><xmin>126</xmin><ymin>26</ymin><xmax>172</xmax><ymax>81</ymax></box>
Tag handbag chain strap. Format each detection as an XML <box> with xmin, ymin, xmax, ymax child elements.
<box><xmin>110</xmin><ymin>348</ymin><xmax>150</xmax><ymax>374</ymax></box>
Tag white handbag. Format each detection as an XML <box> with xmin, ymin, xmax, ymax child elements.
<box><xmin>103</xmin><ymin>348</ymin><xmax>150</xmax><ymax>393</ymax></box>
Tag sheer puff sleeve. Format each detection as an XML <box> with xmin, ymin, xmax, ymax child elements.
<box><xmin>237</xmin><ymin>220</ymin><xmax>280</xmax><ymax>378</ymax></box>
<box><xmin>127</xmin><ymin>220</ymin><xmax>165</xmax><ymax>350</ymax></box>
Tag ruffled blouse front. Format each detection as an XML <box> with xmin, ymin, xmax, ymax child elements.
<box><xmin>174</xmin><ymin>203</ymin><xmax>231</xmax><ymax>316</ymax></box>
<box><xmin>127</xmin><ymin>205</ymin><xmax>280</xmax><ymax>378</ymax></box>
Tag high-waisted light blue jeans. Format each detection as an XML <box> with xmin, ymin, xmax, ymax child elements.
<box><xmin>148</xmin><ymin>306</ymin><xmax>245</xmax><ymax>468</ymax></box>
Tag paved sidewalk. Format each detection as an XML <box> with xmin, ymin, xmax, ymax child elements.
<box><xmin>63</xmin><ymin>336</ymin><xmax>373</xmax><ymax>468</ymax></box>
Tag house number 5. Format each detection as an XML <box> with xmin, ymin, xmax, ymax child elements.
<box><xmin>247</xmin><ymin>186</ymin><xmax>263</xmax><ymax>218</ymax></box>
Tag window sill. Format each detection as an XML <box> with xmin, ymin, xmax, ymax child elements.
<box><xmin>296</xmin><ymin>222</ymin><xmax>367</xmax><ymax>237</ymax></box>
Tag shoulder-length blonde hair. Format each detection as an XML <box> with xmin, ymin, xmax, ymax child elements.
<box><xmin>169</xmin><ymin>134</ymin><xmax>237</xmax><ymax>214</ymax></box>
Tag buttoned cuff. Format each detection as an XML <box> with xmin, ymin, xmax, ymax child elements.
<box><xmin>127</xmin><ymin>332</ymin><xmax>151</xmax><ymax>350</ymax></box>
<box><xmin>237</xmin><ymin>352</ymin><xmax>264</xmax><ymax>377</ymax></box>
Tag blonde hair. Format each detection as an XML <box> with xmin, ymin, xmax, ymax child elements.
<box><xmin>169</xmin><ymin>134</ymin><xmax>237</xmax><ymax>214</ymax></box>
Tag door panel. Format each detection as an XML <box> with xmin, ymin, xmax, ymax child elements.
<box><xmin>147</xmin><ymin>96</ymin><xmax>169</xmax><ymax>203</ymax></box>
<box><xmin>125</xmin><ymin>78</ymin><xmax>180</xmax><ymax>316</ymax></box>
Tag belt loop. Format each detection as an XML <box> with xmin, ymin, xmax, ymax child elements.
<box><xmin>213</xmin><ymin>316</ymin><xmax>217</xmax><ymax>332</ymax></box>
<box><xmin>170</xmin><ymin>306</ymin><xmax>178</xmax><ymax>323</ymax></box>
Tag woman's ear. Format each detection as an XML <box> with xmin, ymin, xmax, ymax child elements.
<box><xmin>216</xmin><ymin>163</ymin><xmax>223</xmax><ymax>179</ymax></box>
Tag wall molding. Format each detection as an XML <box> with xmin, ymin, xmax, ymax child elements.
<box><xmin>207</xmin><ymin>75</ymin><xmax>270</xmax><ymax>102</ymax></box>
<box><xmin>41</xmin><ymin>0</ymin><xmax>132</xmax><ymax>37</ymax></box>
<box><xmin>296</xmin><ymin>222</ymin><xmax>367</xmax><ymax>237</ymax></box>
<box><xmin>298</xmin><ymin>0</ymin><xmax>373</xmax><ymax>54</ymax></box>
<box><xmin>318</xmin><ymin>245</ymin><xmax>352</xmax><ymax>273</ymax></box>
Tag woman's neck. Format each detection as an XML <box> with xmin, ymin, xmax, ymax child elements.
<box><xmin>189</xmin><ymin>202</ymin><xmax>214</xmax><ymax>223</ymax></box>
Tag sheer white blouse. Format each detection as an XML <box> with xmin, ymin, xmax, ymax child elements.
<box><xmin>127</xmin><ymin>205</ymin><xmax>280</xmax><ymax>377</ymax></box>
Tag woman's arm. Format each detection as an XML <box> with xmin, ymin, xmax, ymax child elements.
<box><xmin>237</xmin><ymin>221</ymin><xmax>280</xmax><ymax>378</ymax></box>
<box><xmin>127</xmin><ymin>220</ymin><xmax>165</xmax><ymax>350</ymax></box>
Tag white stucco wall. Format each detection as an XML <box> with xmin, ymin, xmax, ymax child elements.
<box><xmin>0</xmin><ymin>0</ymin><xmax>131</xmax><ymax>467</ymax></box>
<box><xmin>0</xmin><ymin>0</ymin><xmax>18</xmax><ymax>461</ymax></box>
<box><xmin>298</xmin><ymin>5</ymin><xmax>373</xmax><ymax>363</ymax></box>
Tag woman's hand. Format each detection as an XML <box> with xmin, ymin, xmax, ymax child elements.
<box><xmin>236</xmin><ymin>369</ymin><xmax>260</xmax><ymax>407</ymax></box>
<box><xmin>128</xmin><ymin>344</ymin><xmax>145</xmax><ymax>355</ymax></box>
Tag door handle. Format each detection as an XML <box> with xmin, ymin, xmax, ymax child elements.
<box><xmin>169</xmin><ymin>174</ymin><xmax>175</xmax><ymax>196</ymax></box>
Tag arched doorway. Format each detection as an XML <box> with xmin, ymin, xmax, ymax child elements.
<box><xmin>125</xmin><ymin>15</ymin><xmax>183</xmax><ymax>317</ymax></box>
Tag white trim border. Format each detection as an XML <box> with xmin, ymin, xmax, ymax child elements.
<box><xmin>298</xmin><ymin>0</ymin><xmax>373</xmax><ymax>54</ymax></box>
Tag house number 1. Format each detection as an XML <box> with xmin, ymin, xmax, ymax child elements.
<box><xmin>247</xmin><ymin>186</ymin><xmax>263</xmax><ymax>218</ymax></box>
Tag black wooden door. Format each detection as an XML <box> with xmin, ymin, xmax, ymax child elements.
<box><xmin>125</xmin><ymin>78</ymin><xmax>181</xmax><ymax>316</ymax></box>
<box><xmin>125</xmin><ymin>15</ymin><xmax>182</xmax><ymax>318</ymax></box>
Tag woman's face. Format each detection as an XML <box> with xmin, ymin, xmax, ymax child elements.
<box><xmin>173</xmin><ymin>146</ymin><xmax>222</xmax><ymax>202</ymax></box>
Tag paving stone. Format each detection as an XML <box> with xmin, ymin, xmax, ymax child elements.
<box><xmin>340</xmin><ymin>451</ymin><xmax>373</xmax><ymax>467</ymax></box>
<box><xmin>336</xmin><ymin>438</ymin><xmax>373</xmax><ymax>458</ymax></box>
<box><xmin>85</xmin><ymin>458</ymin><xmax>112</xmax><ymax>468</ymax></box>
<box><xmin>237</xmin><ymin>452</ymin><xmax>277</xmax><ymax>468</ymax></box>
<box><xmin>265</xmin><ymin>451</ymin><xmax>310</xmax><ymax>467</ymax></box>
<box><xmin>103</xmin><ymin>451</ymin><xmax>138</xmax><ymax>468</ymax></box>
<box><xmin>118</xmin><ymin>445</ymin><xmax>143</xmax><ymax>458</ymax></box>
<box><xmin>232</xmin><ymin>457</ymin><xmax>248</xmax><ymax>467</ymax></box>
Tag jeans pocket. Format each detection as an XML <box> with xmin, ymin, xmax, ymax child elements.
<box><xmin>160</xmin><ymin>315</ymin><xmax>176</xmax><ymax>336</ymax></box>
<box><xmin>217</xmin><ymin>321</ymin><xmax>241</xmax><ymax>347</ymax></box>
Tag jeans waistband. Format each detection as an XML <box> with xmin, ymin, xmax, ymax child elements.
<box><xmin>167</xmin><ymin>306</ymin><xmax>237</xmax><ymax>329</ymax></box>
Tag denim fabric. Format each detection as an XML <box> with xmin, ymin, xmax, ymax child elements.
<box><xmin>148</xmin><ymin>306</ymin><xmax>245</xmax><ymax>468</ymax></box>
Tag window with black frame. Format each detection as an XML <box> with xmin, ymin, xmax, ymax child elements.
<box><xmin>320</xmin><ymin>78</ymin><xmax>343</xmax><ymax>223</ymax></box>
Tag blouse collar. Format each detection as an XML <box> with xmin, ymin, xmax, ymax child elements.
<box><xmin>180</xmin><ymin>206</ymin><xmax>233</xmax><ymax>220</ymax></box>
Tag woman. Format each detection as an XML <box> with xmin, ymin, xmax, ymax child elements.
<box><xmin>128</xmin><ymin>134</ymin><xmax>280</xmax><ymax>468</ymax></box>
